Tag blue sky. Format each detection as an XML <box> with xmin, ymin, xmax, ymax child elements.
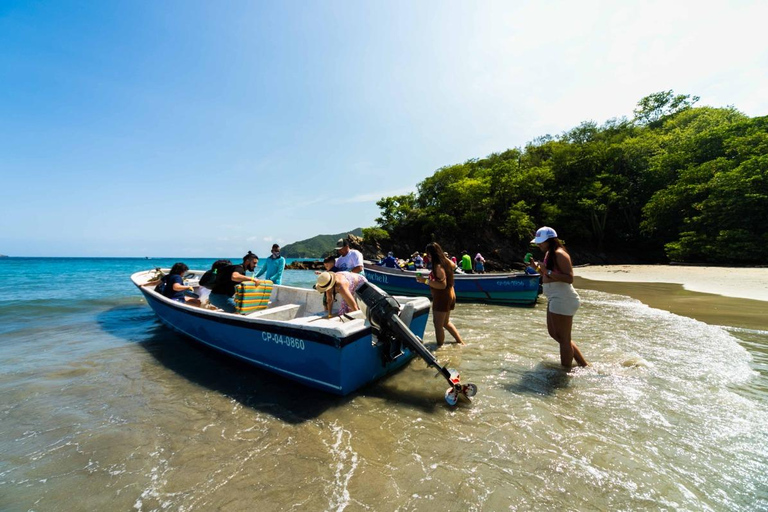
<box><xmin>1</xmin><ymin>0</ymin><xmax>766</xmax><ymax>257</ymax></box>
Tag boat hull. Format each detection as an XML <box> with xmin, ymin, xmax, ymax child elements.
<box><xmin>133</xmin><ymin>272</ymin><xmax>430</xmax><ymax>395</ymax></box>
<box><xmin>364</xmin><ymin>264</ymin><xmax>540</xmax><ymax>306</ymax></box>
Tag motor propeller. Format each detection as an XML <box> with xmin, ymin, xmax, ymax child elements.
<box><xmin>356</xmin><ymin>282</ymin><xmax>477</xmax><ymax>405</ymax></box>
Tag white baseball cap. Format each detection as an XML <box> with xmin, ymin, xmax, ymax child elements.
<box><xmin>531</xmin><ymin>226</ymin><xmax>557</xmax><ymax>244</ymax></box>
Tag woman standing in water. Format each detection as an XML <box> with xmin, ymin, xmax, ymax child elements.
<box><xmin>530</xmin><ymin>227</ymin><xmax>589</xmax><ymax>368</ymax></box>
<box><xmin>417</xmin><ymin>242</ymin><xmax>466</xmax><ymax>346</ymax></box>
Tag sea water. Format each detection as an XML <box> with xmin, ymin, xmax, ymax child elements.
<box><xmin>0</xmin><ymin>258</ymin><xmax>766</xmax><ymax>511</ymax></box>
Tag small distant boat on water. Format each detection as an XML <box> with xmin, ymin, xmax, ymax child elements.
<box><xmin>363</xmin><ymin>262</ymin><xmax>541</xmax><ymax>306</ymax></box>
<box><xmin>131</xmin><ymin>269</ymin><xmax>433</xmax><ymax>396</ymax></box>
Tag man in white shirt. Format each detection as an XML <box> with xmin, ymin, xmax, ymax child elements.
<box><xmin>334</xmin><ymin>238</ymin><xmax>364</xmax><ymax>274</ymax></box>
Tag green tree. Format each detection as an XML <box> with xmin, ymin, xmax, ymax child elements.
<box><xmin>633</xmin><ymin>90</ymin><xmax>700</xmax><ymax>126</ymax></box>
<box><xmin>372</xmin><ymin>93</ymin><xmax>767</xmax><ymax>265</ymax></box>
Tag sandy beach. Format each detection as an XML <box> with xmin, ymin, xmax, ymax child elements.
<box><xmin>574</xmin><ymin>265</ymin><xmax>768</xmax><ymax>331</ymax></box>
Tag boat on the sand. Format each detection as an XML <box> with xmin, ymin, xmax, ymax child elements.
<box><xmin>363</xmin><ymin>262</ymin><xmax>541</xmax><ymax>306</ymax></box>
<box><xmin>131</xmin><ymin>269</ymin><xmax>431</xmax><ymax>396</ymax></box>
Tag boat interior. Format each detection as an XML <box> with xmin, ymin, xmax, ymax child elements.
<box><xmin>132</xmin><ymin>269</ymin><xmax>424</xmax><ymax>334</ymax></box>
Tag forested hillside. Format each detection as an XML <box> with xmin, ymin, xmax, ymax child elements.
<box><xmin>369</xmin><ymin>92</ymin><xmax>768</xmax><ymax>264</ymax></box>
<box><xmin>281</xmin><ymin>228</ymin><xmax>363</xmax><ymax>258</ymax></box>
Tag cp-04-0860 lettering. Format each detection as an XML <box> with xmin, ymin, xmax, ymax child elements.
<box><xmin>261</xmin><ymin>332</ymin><xmax>306</xmax><ymax>350</ymax></box>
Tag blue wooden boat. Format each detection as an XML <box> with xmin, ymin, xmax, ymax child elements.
<box><xmin>363</xmin><ymin>262</ymin><xmax>541</xmax><ymax>306</ymax></box>
<box><xmin>131</xmin><ymin>269</ymin><xmax>431</xmax><ymax>395</ymax></box>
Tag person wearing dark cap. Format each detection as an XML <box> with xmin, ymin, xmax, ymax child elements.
<box><xmin>530</xmin><ymin>226</ymin><xmax>588</xmax><ymax>368</ymax></box>
<box><xmin>334</xmin><ymin>238</ymin><xmax>364</xmax><ymax>274</ymax></box>
<box><xmin>208</xmin><ymin>251</ymin><xmax>261</xmax><ymax>313</ymax></box>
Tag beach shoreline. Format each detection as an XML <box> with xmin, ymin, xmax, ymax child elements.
<box><xmin>573</xmin><ymin>265</ymin><xmax>768</xmax><ymax>331</ymax></box>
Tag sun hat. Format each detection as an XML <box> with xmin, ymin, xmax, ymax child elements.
<box><xmin>315</xmin><ymin>272</ymin><xmax>336</xmax><ymax>293</ymax></box>
<box><xmin>531</xmin><ymin>226</ymin><xmax>558</xmax><ymax>244</ymax></box>
<box><xmin>336</xmin><ymin>238</ymin><xmax>348</xmax><ymax>248</ymax></box>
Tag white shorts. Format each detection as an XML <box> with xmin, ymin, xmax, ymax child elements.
<box><xmin>543</xmin><ymin>282</ymin><xmax>581</xmax><ymax>316</ymax></box>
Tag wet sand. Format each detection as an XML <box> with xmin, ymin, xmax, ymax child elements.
<box><xmin>573</xmin><ymin>265</ymin><xmax>768</xmax><ymax>331</ymax></box>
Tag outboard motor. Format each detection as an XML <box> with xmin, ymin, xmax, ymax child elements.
<box><xmin>356</xmin><ymin>282</ymin><xmax>477</xmax><ymax>405</ymax></box>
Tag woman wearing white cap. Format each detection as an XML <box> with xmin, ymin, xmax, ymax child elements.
<box><xmin>530</xmin><ymin>227</ymin><xmax>589</xmax><ymax>368</ymax></box>
<box><xmin>315</xmin><ymin>271</ymin><xmax>367</xmax><ymax>318</ymax></box>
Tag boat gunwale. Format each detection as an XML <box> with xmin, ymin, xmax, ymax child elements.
<box><xmin>363</xmin><ymin>262</ymin><xmax>539</xmax><ymax>280</ymax></box>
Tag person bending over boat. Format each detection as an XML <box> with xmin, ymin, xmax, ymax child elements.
<box><xmin>417</xmin><ymin>243</ymin><xmax>466</xmax><ymax>346</ymax></box>
<box><xmin>162</xmin><ymin>262</ymin><xmax>201</xmax><ymax>306</ymax></box>
<box><xmin>315</xmin><ymin>271</ymin><xmax>367</xmax><ymax>318</ymax></box>
<box><xmin>529</xmin><ymin>227</ymin><xmax>589</xmax><ymax>368</ymax></box>
<box><xmin>256</xmin><ymin>244</ymin><xmax>285</xmax><ymax>284</ymax></box>
<box><xmin>209</xmin><ymin>251</ymin><xmax>261</xmax><ymax>313</ymax></box>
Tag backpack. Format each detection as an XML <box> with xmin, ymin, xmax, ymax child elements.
<box><xmin>199</xmin><ymin>259</ymin><xmax>232</xmax><ymax>290</ymax></box>
<box><xmin>153</xmin><ymin>275</ymin><xmax>167</xmax><ymax>294</ymax></box>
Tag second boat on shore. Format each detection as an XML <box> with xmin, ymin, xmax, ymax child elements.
<box><xmin>363</xmin><ymin>262</ymin><xmax>541</xmax><ymax>306</ymax></box>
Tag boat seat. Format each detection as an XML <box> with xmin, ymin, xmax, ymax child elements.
<box><xmin>245</xmin><ymin>303</ymin><xmax>301</xmax><ymax>321</ymax></box>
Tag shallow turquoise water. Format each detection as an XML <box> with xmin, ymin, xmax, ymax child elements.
<box><xmin>1</xmin><ymin>258</ymin><xmax>766</xmax><ymax>511</ymax></box>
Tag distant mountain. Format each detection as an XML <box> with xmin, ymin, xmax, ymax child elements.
<box><xmin>281</xmin><ymin>228</ymin><xmax>363</xmax><ymax>258</ymax></box>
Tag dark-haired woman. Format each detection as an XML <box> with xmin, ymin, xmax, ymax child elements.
<box><xmin>162</xmin><ymin>262</ymin><xmax>200</xmax><ymax>306</ymax></box>
<box><xmin>530</xmin><ymin>227</ymin><xmax>588</xmax><ymax>368</ymax></box>
<box><xmin>417</xmin><ymin>242</ymin><xmax>466</xmax><ymax>346</ymax></box>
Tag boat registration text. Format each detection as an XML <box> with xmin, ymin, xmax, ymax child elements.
<box><xmin>262</xmin><ymin>332</ymin><xmax>306</xmax><ymax>350</ymax></box>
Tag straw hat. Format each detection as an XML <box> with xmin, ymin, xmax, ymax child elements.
<box><xmin>315</xmin><ymin>271</ymin><xmax>336</xmax><ymax>293</ymax></box>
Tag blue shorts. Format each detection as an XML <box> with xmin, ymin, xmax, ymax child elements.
<box><xmin>208</xmin><ymin>293</ymin><xmax>237</xmax><ymax>313</ymax></box>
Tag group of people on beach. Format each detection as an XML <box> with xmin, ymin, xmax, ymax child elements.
<box><xmin>315</xmin><ymin>226</ymin><xmax>589</xmax><ymax>368</ymax></box>
<box><xmin>314</xmin><ymin>239</ymin><xmax>466</xmax><ymax>347</ymax></box>
<box><xmin>389</xmin><ymin>228</ymin><xmax>587</xmax><ymax>368</ymax></box>
<box><xmin>376</xmin><ymin>249</ymin><xmax>486</xmax><ymax>274</ymax></box>
<box><xmin>158</xmin><ymin>227</ymin><xmax>588</xmax><ymax>369</ymax></box>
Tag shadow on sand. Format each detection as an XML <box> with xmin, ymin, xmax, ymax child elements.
<box><xmin>97</xmin><ymin>304</ymin><xmax>445</xmax><ymax>423</ymax></box>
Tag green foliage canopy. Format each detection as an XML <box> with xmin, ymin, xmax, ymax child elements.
<box><xmin>371</xmin><ymin>92</ymin><xmax>768</xmax><ymax>263</ymax></box>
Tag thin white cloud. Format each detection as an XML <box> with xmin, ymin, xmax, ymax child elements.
<box><xmin>336</xmin><ymin>187</ymin><xmax>416</xmax><ymax>204</ymax></box>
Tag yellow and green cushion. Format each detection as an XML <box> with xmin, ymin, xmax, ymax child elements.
<box><xmin>234</xmin><ymin>280</ymin><xmax>274</xmax><ymax>314</ymax></box>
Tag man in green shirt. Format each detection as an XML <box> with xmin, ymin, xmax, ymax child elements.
<box><xmin>460</xmin><ymin>251</ymin><xmax>473</xmax><ymax>274</ymax></box>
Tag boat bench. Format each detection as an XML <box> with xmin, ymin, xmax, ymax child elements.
<box><xmin>245</xmin><ymin>303</ymin><xmax>302</xmax><ymax>321</ymax></box>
